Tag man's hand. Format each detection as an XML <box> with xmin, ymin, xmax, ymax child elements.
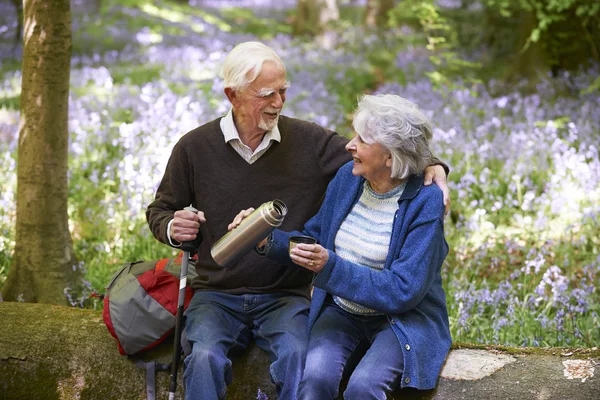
<box><xmin>228</xmin><ymin>208</ymin><xmax>268</xmax><ymax>248</ymax></box>
<box><xmin>424</xmin><ymin>165</ymin><xmax>450</xmax><ymax>216</ymax></box>
<box><xmin>228</xmin><ymin>208</ymin><xmax>255</xmax><ymax>231</ymax></box>
<box><xmin>171</xmin><ymin>208</ymin><xmax>206</xmax><ymax>243</ymax></box>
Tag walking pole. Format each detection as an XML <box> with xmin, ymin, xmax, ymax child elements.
<box><xmin>169</xmin><ymin>206</ymin><xmax>202</xmax><ymax>400</ymax></box>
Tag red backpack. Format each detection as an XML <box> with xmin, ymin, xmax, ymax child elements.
<box><xmin>102</xmin><ymin>253</ymin><xmax>198</xmax><ymax>399</ymax></box>
<box><xmin>102</xmin><ymin>252</ymin><xmax>197</xmax><ymax>355</ymax></box>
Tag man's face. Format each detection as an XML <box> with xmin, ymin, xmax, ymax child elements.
<box><xmin>233</xmin><ymin>61</ymin><xmax>288</xmax><ymax>135</ymax></box>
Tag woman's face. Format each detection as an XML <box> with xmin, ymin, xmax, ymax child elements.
<box><xmin>345</xmin><ymin>133</ymin><xmax>392</xmax><ymax>183</ymax></box>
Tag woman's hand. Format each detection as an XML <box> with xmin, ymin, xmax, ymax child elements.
<box><xmin>290</xmin><ymin>243</ymin><xmax>329</xmax><ymax>273</ymax></box>
<box><xmin>227</xmin><ymin>208</ymin><xmax>268</xmax><ymax>247</ymax></box>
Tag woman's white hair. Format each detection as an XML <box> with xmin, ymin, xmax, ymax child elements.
<box><xmin>222</xmin><ymin>42</ymin><xmax>285</xmax><ymax>91</ymax></box>
<box><xmin>352</xmin><ymin>94</ymin><xmax>433</xmax><ymax>180</ymax></box>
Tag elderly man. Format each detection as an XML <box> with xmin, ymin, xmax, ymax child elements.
<box><xmin>146</xmin><ymin>41</ymin><xmax>449</xmax><ymax>400</ymax></box>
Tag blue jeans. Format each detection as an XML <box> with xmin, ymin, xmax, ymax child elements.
<box><xmin>184</xmin><ymin>291</ymin><xmax>310</xmax><ymax>400</ymax></box>
<box><xmin>298</xmin><ymin>298</ymin><xmax>404</xmax><ymax>400</ymax></box>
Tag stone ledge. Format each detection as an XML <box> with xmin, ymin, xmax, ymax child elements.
<box><xmin>1</xmin><ymin>302</ymin><xmax>598</xmax><ymax>399</ymax></box>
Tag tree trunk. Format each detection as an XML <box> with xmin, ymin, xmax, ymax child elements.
<box><xmin>293</xmin><ymin>0</ymin><xmax>339</xmax><ymax>36</ymax></box>
<box><xmin>1</xmin><ymin>0</ymin><xmax>78</xmax><ymax>304</ymax></box>
<box><xmin>364</xmin><ymin>0</ymin><xmax>395</xmax><ymax>28</ymax></box>
<box><xmin>506</xmin><ymin>9</ymin><xmax>549</xmax><ymax>84</ymax></box>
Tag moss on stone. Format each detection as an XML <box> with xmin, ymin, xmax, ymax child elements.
<box><xmin>0</xmin><ymin>302</ymin><xmax>275</xmax><ymax>400</ymax></box>
<box><xmin>451</xmin><ymin>341</ymin><xmax>600</xmax><ymax>358</ymax></box>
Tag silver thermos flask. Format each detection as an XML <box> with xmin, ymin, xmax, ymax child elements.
<box><xmin>210</xmin><ymin>199</ymin><xmax>288</xmax><ymax>268</ymax></box>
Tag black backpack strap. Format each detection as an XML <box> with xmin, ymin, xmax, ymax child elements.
<box><xmin>128</xmin><ymin>318</ymin><xmax>190</xmax><ymax>399</ymax></box>
<box><xmin>133</xmin><ymin>358</ymin><xmax>170</xmax><ymax>400</ymax></box>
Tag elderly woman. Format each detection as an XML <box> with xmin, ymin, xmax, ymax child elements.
<box><xmin>232</xmin><ymin>94</ymin><xmax>451</xmax><ymax>399</ymax></box>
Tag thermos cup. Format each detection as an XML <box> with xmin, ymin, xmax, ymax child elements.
<box><xmin>210</xmin><ymin>199</ymin><xmax>287</xmax><ymax>267</ymax></box>
<box><xmin>288</xmin><ymin>235</ymin><xmax>317</xmax><ymax>255</ymax></box>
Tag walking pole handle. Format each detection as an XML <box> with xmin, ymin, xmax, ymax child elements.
<box><xmin>180</xmin><ymin>206</ymin><xmax>202</xmax><ymax>252</ymax></box>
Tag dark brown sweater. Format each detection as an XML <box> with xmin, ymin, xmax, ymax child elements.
<box><xmin>146</xmin><ymin>116</ymin><xmax>352</xmax><ymax>297</ymax></box>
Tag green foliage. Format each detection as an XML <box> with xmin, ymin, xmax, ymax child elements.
<box><xmin>335</xmin><ymin>66</ymin><xmax>379</xmax><ymax>115</ymax></box>
<box><xmin>388</xmin><ymin>0</ymin><xmax>599</xmax><ymax>85</ymax></box>
<box><xmin>0</xmin><ymin>258</ymin><xmax>9</xmax><ymax>287</ymax></box>
<box><xmin>0</xmin><ymin>59</ymin><xmax>21</xmax><ymax>76</ymax></box>
<box><xmin>445</xmin><ymin>220</ymin><xmax>600</xmax><ymax>347</ymax></box>
<box><xmin>582</xmin><ymin>75</ymin><xmax>600</xmax><ymax>94</ymax></box>
<box><xmin>388</xmin><ymin>0</ymin><xmax>482</xmax><ymax>91</ymax></box>
<box><xmin>79</xmin><ymin>224</ymin><xmax>178</xmax><ymax>294</ymax></box>
<box><xmin>72</xmin><ymin>19</ymin><xmax>129</xmax><ymax>55</ymax></box>
<box><xmin>218</xmin><ymin>8</ymin><xmax>292</xmax><ymax>38</ymax></box>
<box><xmin>0</xmin><ymin>95</ymin><xmax>19</xmax><ymax>110</ymax></box>
<box><xmin>482</xmin><ymin>0</ymin><xmax>600</xmax><ymax>75</ymax></box>
<box><xmin>111</xmin><ymin>65</ymin><xmax>162</xmax><ymax>86</ymax></box>
<box><xmin>337</xmin><ymin>3</ymin><xmax>369</xmax><ymax>25</ymax></box>
<box><xmin>320</xmin><ymin>47</ymin><xmax>408</xmax><ymax>117</ymax></box>
<box><xmin>484</xmin><ymin>0</ymin><xmax>600</xmax><ymax>44</ymax></box>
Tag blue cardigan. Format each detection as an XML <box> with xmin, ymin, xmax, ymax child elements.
<box><xmin>268</xmin><ymin>161</ymin><xmax>451</xmax><ymax>390</ymax></box>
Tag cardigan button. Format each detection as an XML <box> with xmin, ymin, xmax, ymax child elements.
<box><xmin>404</xmin><ymin>377</ymin><xmax>411</xmax><ymax>384</ymax></box>
<box><xmin>405</xmin><ymin>344</ymin><xmax>411</xmax><ymax>351</ymax></box>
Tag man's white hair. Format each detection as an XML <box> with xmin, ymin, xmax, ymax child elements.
<box><xmin>352</xmin><ymin>94</ymin><xmax>433</xmax><ymax>180</ymax></box>
<box><xmin>222</xmin><ymin>42</ymin><xmax>285</xmax><ymax>91</ymax></box>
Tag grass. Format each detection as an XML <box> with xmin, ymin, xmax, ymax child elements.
<box><xmin>111</xmin><ymin>64</ymin><xmax>163</xmax><ymax>85</ymax></box>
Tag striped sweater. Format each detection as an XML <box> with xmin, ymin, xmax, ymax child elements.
<box><xmin>333</xmin><ymin>180</ymin><xmax>406</xmax><ymax>314</ymax></box>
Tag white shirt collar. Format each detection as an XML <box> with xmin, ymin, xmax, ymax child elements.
<box><xmin>220</xmin><ymin>108</ymin><xmax>281</xmax><ymax>144</ymax></box>
<box><xmin>219</xmin><ymin>108</ymin><xmax>281</xmax><ymax>164</ymax></box>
